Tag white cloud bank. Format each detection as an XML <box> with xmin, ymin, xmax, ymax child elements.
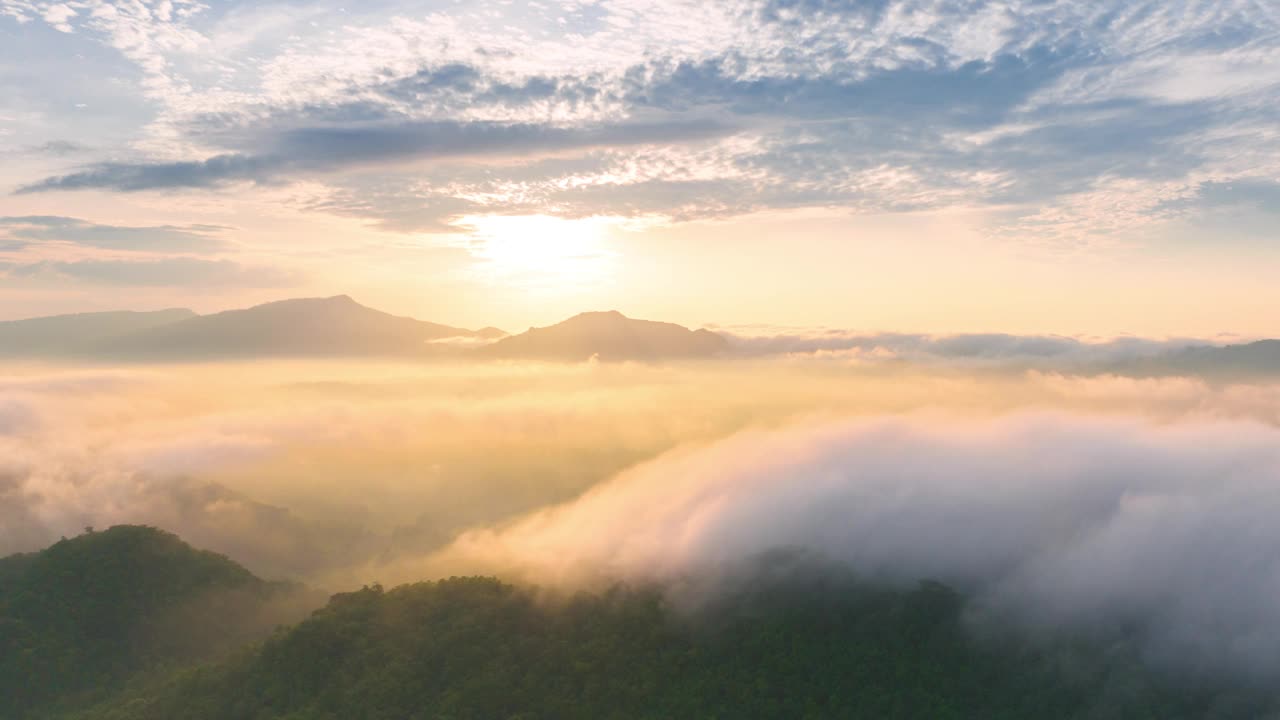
<box><xmin>436</xmin><ymin>412</ymin><xmax>1280</xmax><ymax>679</ymax></box>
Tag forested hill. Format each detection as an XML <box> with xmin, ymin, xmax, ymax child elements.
<box><xmin>6</xmin><ymin>528</ymin><xmax>1279</xmax><ymax>719</ymax></box>
<box><xmin>0</xmin><ymin>526</ymin><xmax>315</xmax><ymax>719</ymax></box>
<box><xmin>56</xmin><ymin>578</ymin><xmax>1280</xmax><ymax>719</ymax></box>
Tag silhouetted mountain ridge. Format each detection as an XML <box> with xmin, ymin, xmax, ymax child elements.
<box><xmin>95</xmin><ymin>295</ymin><xmax>491</xmax><ymax>358</ymax></box>
<box><xmin>5</xmin><ymin>299</ymin><xmax>1279</xmax><ymax>372</ymax></box>
<box><xmin>1158</xmin><ymin>339</ymin><xmax>1280</xmax><ymax>376</ymax></box>
<box><xmin>0</xmin><ymin>296</ymin><xmax>501</xmax><ymax>359</ymax></box>
<box><xmin>477</xmin><ymin>309</ymin><xmax>729</xmax><ymax>361</ymax></box>
<box><xmin>0</xmin><ymin>308</ymin><xmax>196</xmax><ymax>355</ymax></box>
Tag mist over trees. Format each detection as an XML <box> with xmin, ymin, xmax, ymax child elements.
<box><xmin>6</xmin><ymin>527</ymin><xmax>1279</xmax><ymax>720</ymax></box>
<box><xmin>5</xmin><ymin>0</ymin><xmax>1278</xmax><ymax>713</ymax></box>
<box><xmin>0</xmin><ymin>526</ymin><xmax>318</xmax><ymax>718</ymax></box>
<box><xmin>6</xmin><ymin>356</ymin><xmax>1280</xmax><ymax>718</ymax></box>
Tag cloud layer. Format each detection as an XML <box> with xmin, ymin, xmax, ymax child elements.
<box><xmin>435</xmin><ymin>412</ymin><xmax>1280</xmax><ymax>679</ymax></box>
<box><xmin>8</xmin><ymin>358</ymin><xmax>1279</xmax><ymax>577</ymax></box>
<box><xmin>8</xmin><ymin>356</ymin><xmax>1280</xmax><ymax>680</ymax></box>
<box><xmin>4</xmin><ymin>0</ymin><xmax>1277</xmax><ymax>243</ymax></box>
<box><xmin>720</xmin><ymin>327</ymin><xmax>1215</xmax><ymax>366</ymax></box>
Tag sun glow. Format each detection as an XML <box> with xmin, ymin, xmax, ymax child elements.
<box><xmin>460</xmin><ymin>215</ymin><xmax>619</xmax><ymax>289</ymax></box>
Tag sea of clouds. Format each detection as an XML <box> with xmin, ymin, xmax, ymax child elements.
<box><xmin>6</xmin><ymin>357</ymin><xmax>1280</xmax><ymax>681</ymax></box>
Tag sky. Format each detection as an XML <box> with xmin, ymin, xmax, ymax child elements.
<box><xmin>1</xmin><ymin>0</ymin><xmax>1278</xmax><ymax>336</ymax></box>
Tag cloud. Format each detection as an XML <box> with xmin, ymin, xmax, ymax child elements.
<box><xmin>3</xmin><ymin>140</ymin><xmax>91</xmax><ymax>156</ymax></box>
<box><xmin>8</xmin><ymin>0</ymin><xmax>1276</xmax><ymax>245</ymax></box>
<box><xmin>718</xmin><ymin>327</ymin><xmax>1214</xmax><ymax>368</ymax></box>
<box><xmin>15</xmin><ymin>118</ymin><xmax>734</xmax><ymax>193</ymax></box>
<box><xmin>39</xmin><ymin>1</ymin><xmax>74</xmax><ymax>32</ymax></box>
<box><xmin>324</xmin><ymin>47</ymin><xmax>1264</xmax><ymax>238</ymax></box>
<box><xmin>629</xmin><ymin>48</ymin><xmax>1068</xmax><ymax>125</ymax></box>
<box><xmin>425</xmin><ymin>335</ymin><xmax>502</xmax><ymax>350</ymax></box>
<box><xmin>1</xmin><ymin>257</ymin><xmax>299</xmax><ymax>288</ymax></box>
<box><xmin>2</xmin><ymin>360</ymin><xmax>809</xmax><ymax>581</ymax></box>
<box><xmin>305</xmin><ymin>187</ymin><xmax>482</xmax><ymax>233</ymax></box>
<box><xmin>0</xmin><ymin>215</ymin><xmax>233</xmax><ymax>253</ymax></box>
<box><xmin>371</xmin><ymin>62</ymin><xmax>620</xmax><ymax>122</ymax></box>
<box><xmin>1178</xmin><ymin>179</ymin><xmax>1280</xmax><ymax>214</ymax></box>
<box><xmin>432</xmin><ymin>412</ymin><xmax>1280</xmax><ymax>680</ymax></box>
<box><xmin>6</xmin><ymin>356</ymin><xmax>1280</xmax><ymax>600</ymax></box>
<box><xmin>14</xmin><ymin>154</ymin><xmax>277</xmax><ymax>193</ymax></box>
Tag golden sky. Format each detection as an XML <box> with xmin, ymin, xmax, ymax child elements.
<box><xmin>2</xmin><ymin>0</ymin><xmax>1278</xmax><ymax>337</ymax></box>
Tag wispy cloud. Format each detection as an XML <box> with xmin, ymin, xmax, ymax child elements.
<box><xmin>16</xmin><ymin>118</ymin><xmax>733</xmax><ymax>193</ymax></box>
<box><xmin>0</xmin><ymin>215</ymin><xmax>233</xmax><ymax>253</ymax></box>
<box><xmin>1</xmin><ymin>257</ymin><xmax>299</xmax><ymax>288</ymax></box>
<box><xmin>3</xmin><ymin>0</ymin><xmax>1279</xmax><ymax>244</ymax></box>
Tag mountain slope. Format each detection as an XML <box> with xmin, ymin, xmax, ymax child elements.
<box><xmin>73</xmin><ymin>574</ymin><xmax>1279</xmax><ymax>720</ymax></box>
<box><xmin>5</xmin><ymin>529</ymin><xmax>1276</xmax><ymax>719</ymax></box>
<box><xmin>0</xmin><ymin>526</ymin><xmax>314</xmax><ymax>718</ymax></box>
<box><xmin>93</xmin><ymin>295</ymin><xmax>490</xmax><ymax>358</ymax></box>
<box><xmin>1101</xmin><ymin>339</ymin><xmax>1280</xmax><ymax>378</ymax></box>
<box><xmin>1161</xmin><ymin>339</ymin><xmax>1280</xmax><ymax>377</ymax></box>
<box><xmin>476</xmin><ymin>310</ymin><xmax>728</xmax><ymax>361</ymax></box>
<box><xmin>0</xmin><ymin>309</ymin><xmax>196</xmax><ymax>356</ymax></box>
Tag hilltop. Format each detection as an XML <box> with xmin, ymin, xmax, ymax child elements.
<box><xmin>4</xmin><ymin>528</ymin><xmax>1277</xmax><ymax>719</ymax></box>
<box><xmin>0</xmin><ymin>526</ymin><xmax>315</xmax><ymax>718</ymax></box>
<box><xmin>476</xmin><ymin>310</ymin><xmax>728</xmax><ymax>361</ymax></box>
<box><xmin>0</xmin><ymin>296</ymin><xmax>499</xmax><ymax>359</ymax></box>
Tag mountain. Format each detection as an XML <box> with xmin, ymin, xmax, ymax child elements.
<box><xmin>7</xmin><ymin>528</ymin><xmax>1277</xmax><ymax>719</ymax></box>
<box><xmin>0</xmin><ymin>526</ymin><xmax>315</xmax><ymax>718</ymax></box>
<box><xmin>1160</xmin><ymin>339</ymin><xmax>1280</xmax><ymax>377</ymax></box>
<box><xmin>89</xmin><ymin>295</ymin><xmax>496</xmax><ymax>359</ymax></box>
<box><xmin>476</xmin><ymin>310</ymin><xmax>729</xmax><ymax>361</ymax></box>
<box><xmin>0</xmin><ymin>308</ymin><xmax>196</xmax><ymax>356</ymax></box>
<box><xmin>1103</xmin><ymin>339</ymin><xmax>1280</xmax><ymax>378</ymax></box>
<box><xmin>0</xmin><ymin>296</ymin><xmax>503</xmax><ymax>360</ymax></box>
<box><xmin>69</xmin><ymin>573</ymin><xmax>1280</xmax><ymax>720</ymax></box>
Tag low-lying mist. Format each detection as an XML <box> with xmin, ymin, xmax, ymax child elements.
<box><xmin>428</xmin><ymin>412</ymin><xmax>1280</xmax><ymax>681</ymax></box>
<box><xmin>6</xmin><ymin>356</ymin><xmax>1280</xmax><ymax>682</ymax></box>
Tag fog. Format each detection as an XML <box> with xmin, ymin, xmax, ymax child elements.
<box><xmin>719</xmin><ymin>327</ymin><xmax>1214</xmax><ymax>365</ymax></box>
<box><xmin>430</xmin><ymin>413</ymin><xmax>1280</xmax><ymax>679</ymax></box>
<box><xmin>6</xmin><ymin>357</ymin><xmax>1280</xmax><ymax>680</ymax></box>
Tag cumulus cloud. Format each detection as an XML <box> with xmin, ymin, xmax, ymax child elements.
<box><xmin>432</xmin><ymin>412</ymin><xmax>1280</xmax><ymax>679</ymax></box>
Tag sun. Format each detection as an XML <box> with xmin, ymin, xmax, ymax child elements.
<box><xmin>460</xmin><ymin>214</ymin><xmax>618</xmax><ymax>289</ymax></box>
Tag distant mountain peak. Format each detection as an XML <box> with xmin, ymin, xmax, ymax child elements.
<box><xmin>477</xmin><ymin>310</ymin><xmax>727</xmax><ymax>362</ymax></box>
<box><xmin>0</xmin><ymin>308</ymin><xmax>199</xmax><ymax>356</ymax></box>
<box><xmin>0</xmin><ymin>297</ymin><xmax>732</xmax><ymax>362</ymax></box>
<box><xmin>310</xmin><ymin>294</ymin><xmax>360</xmax><ymax>306</ymax></box>
<box><xmin>557</xmin><ymin>310</ymin><xmax>629</xmax><ymax>326</ymax></box>
<box><xmin>93</xmin><ymin>296</ymin><xmax>495</xmax><ymax>358</ymax></box>
<box><xmin>1</xmin><ymin>296</ymin><xmax>500</xmax><ymax>359</ymax></box>
<box><xmin>248</xmin><ymin>294</ymin><xmax>361</xmax><ymax>310</ymax></box>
